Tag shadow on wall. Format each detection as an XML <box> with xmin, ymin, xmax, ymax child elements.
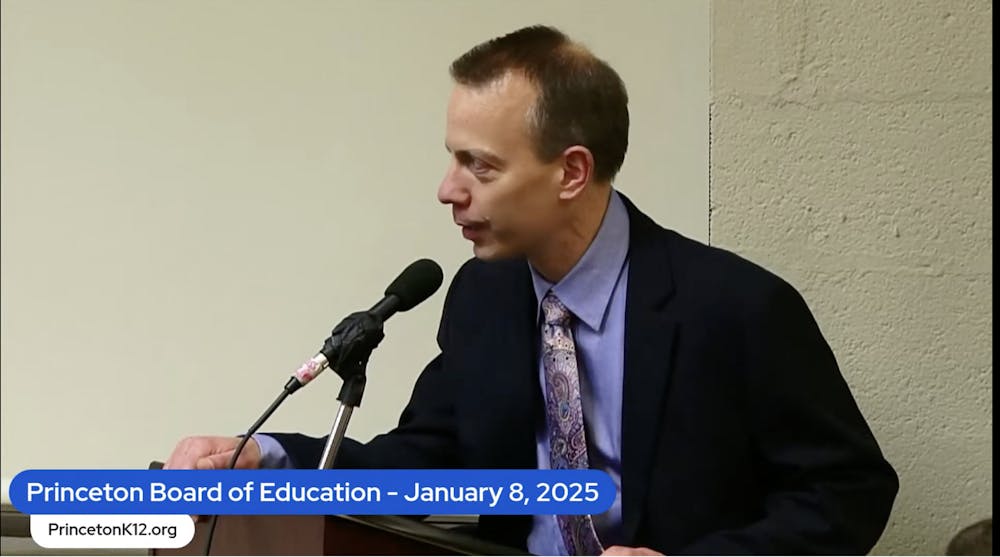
<box><xmin>945</xmin><ymin>518</ymin><xmax>993</xmax><ymax>556</ymax></box>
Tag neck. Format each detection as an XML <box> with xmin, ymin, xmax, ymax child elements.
<box><xmin>529</xmin><ymin>187</ymin><xmax>612</xmax><ymax>283</ymax></box>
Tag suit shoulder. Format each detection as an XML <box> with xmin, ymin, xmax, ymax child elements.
<box><xmin>451</xmin><ymin>257</ymin><xmax>528</xmax><ymax>286</ymax></box>
<box><xmin>443</xmin><ymin>256</ymin><xmax>530</xmax><ymax>306</ymax></box>
<box><xmin>660</xmin><ymin>229</ymin><xmax>804</xmax><ymax>313</ymax></box>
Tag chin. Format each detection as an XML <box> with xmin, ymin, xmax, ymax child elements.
<box><xmin>472</xmin><ymin>241</ymin><xmax>522</xmax><ymax>262</ymax></box>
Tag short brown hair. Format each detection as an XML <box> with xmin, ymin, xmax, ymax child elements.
<box><xmin>449</xmin><ymin>25</ymin><xmax>629</xmax><ymax>183</ymax></box>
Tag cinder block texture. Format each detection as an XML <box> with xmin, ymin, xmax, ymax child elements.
<box><xmin>710</xmin><ymin>1</ymin><xmax>992</xmax><ymax>554</ymax></box>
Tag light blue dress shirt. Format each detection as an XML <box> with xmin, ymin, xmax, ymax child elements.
<box><xmin>255</xmin><ymin>190</ymin><xmax>631</xmax><ymax>556</ymax></box>
<box><xmin>526</xmin><ymin>190</ymin><xmax>629</xmax><ymax>555</ymax></box>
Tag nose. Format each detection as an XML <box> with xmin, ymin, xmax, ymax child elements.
<box><xmin>437</xmin><ymin>163</ymin><xmax>470</xmax><ymax>206</ymax></box>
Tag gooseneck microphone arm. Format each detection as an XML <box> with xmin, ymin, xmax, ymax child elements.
<box><xmin>203</xmin><ymin>389</ymin><xmax>292</xmax><ymax>555</ymax></box>
<box><xmin>199</xmin><ymin>258</ymin><xmax>444</xmax><ymax>555</ymax></box>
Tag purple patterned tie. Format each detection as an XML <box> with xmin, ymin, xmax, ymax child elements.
<box><xmin>541</xmin><ymin>292</ymin><xmax>604</xmax><ymax>556</ymax></box>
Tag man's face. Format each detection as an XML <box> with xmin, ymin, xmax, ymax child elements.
<box><xmin>438</xmin><ymin>73</ymin><xmax>564</xmax><ymax>260</ymax></box>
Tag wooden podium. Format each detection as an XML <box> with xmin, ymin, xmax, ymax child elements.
<box><xmin>2</xmin><ymin>503</ymin><xmax>526</xmax><ymax>556</ymax></box>
<box><xmin>150</xmin><ymin>514</ymin><xmax>528</xmax><ymax>556</ymax></box>
<box><xmin>142</xmin><ymin>462</ymin><xmax>528</xmax><ymax>555</ymax></box>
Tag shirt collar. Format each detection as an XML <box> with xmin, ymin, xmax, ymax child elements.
<box><xmin>529</xmin><ymin>189</ymin><xmax>630</xmax><ymax>332</ymax></box>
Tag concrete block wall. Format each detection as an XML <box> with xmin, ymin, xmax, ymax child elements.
<box><xmin>710</xmin><ymin>1</ymin><xmax>992</xmax><ymax>554</ymax></box>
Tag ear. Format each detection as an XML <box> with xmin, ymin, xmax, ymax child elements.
<box><xmin>558</xmin><ymin>145</ymin><xmax>594</xmax><ymax>200</ymax></box>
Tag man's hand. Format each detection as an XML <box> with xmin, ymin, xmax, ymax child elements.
<box><xmin>163</xmin><ymin>436</ymin><xmax>262</xmax><ymax>470</ymax></box>
<box><xmin>601</xmin><ymin>546</ymin><xmax>663</xmax><ymax>556</ymax></box>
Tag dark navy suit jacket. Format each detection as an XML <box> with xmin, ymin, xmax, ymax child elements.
<box><xmin>270</xmin><ymin>195</ymin><xmax>898</xmax><ymax>555</ymax></box>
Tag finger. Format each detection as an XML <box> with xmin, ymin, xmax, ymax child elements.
<box><xmin>602</xmin><ymin>546</ymin><xmax>627</xmax><ymax>556</ymax></box>
<box><xmin>164</xmin><ymin>439</ymin><xmax>203</xmax><ymax>470</ymax></box>
<box><xmin>166</xmin><ymin>454</ymin><xmax>200</xmax><ymax>470</ymax></box>
<box><xmin>196</xmin><ymin>452</ymin><xmax>233</xmax><ymax>470</ymax></box>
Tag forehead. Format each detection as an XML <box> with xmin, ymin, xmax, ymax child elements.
<box><xmin>446</xmin><ymin>73</ymin><xmax>537</xmax><ymax>152</ymax></box>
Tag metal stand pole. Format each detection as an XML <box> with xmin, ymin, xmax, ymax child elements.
<box><xmin>317</xmin><ymin>375</ymin><xmax>366</xmax><ymax>469</ymax></box>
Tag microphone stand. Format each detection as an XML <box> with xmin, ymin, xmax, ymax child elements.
<box><xmin>316</xmin><ymin>313</ymin><xmax>382</xmax><ymax>470</ymax></box>
<box><xmin>319</xmin><ymin>374</ymin><xmax>367</xmax><ymax>469</ymax></box>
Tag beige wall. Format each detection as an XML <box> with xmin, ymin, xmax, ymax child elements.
<box><xmin>3</xmin><ymin>1</ymin><xmax>992</xmax><ymax>555</ymax></box>
<box><xmin>711</xmin><ymin>0</ymin><xmax>993</xmax><ymax>554</ymax></box>
<box><xmin>0</xmin><ymin>0</ymin><xmax>708</xmax><ymax>478</ymax></box>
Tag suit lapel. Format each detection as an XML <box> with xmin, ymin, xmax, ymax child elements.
<box><xmin>474</xmin><ymin>261</ymin><xmax>540</xmax><ymax>548</ymax></box>
<box><xmin>509</xmin><ymin>264</ymin><xmax>544</xmax><ymax>469</ymax></box>
<box><xmin>619</xmin><ymin>196</ymin><xmax>678</xmax><ymax>541</ymax></box>
<box><xmin>478</xmin><ymin>260</ymin><xmax>541</xmax><ymax>470</ymax></box>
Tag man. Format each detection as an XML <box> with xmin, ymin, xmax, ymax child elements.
<box><xmin>166</xmin><ymin>25</ymin><xmax>899</xmax><ymax>555</ymax></box>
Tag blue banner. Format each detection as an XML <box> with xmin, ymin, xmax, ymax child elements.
<box><xmin>10</xmin><ymin>469</ymin><xmax>615</xmax><ymax>516</ymax></box>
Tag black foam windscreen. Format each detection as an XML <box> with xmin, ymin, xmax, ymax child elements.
<box><xmin>384</xmin><ymin>259</ymin><xmax>444</xmax><ymax>312</ymax></box>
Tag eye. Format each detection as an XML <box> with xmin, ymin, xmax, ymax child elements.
<box><xmin>453</xmin><ymin>151</ymin><xmax>496</xmax><ymax>180</ymax></box>
<box><xmin>468</xmin><ymin>158</ymin><xmax>491</xmax><ymax>174</ymax></box>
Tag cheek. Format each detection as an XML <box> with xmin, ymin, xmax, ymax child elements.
<box><xmin>483</xmin><ymin>180</ymin><xmax>554</xmax><ymax>238</ymax></box>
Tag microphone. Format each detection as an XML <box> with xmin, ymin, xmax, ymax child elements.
<box><xmin>200</xmin><ymin>258</ymin><xmax>443</xmax><ymax>555</ymax></box>
<box><xmin>287</xmin><ymin>258</ymin><xmax>443</xmax><ymax>392</ymax></box>
<box><xmin>370</xmin><ymin>258</ymin><xmax>447</xmax><ymax>319</ymax></box>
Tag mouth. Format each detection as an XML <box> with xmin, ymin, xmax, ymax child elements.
<box><xmin>457</xmin><ymin>222</ymin><xmax>487</xmax><ymax>240</ymax></box>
